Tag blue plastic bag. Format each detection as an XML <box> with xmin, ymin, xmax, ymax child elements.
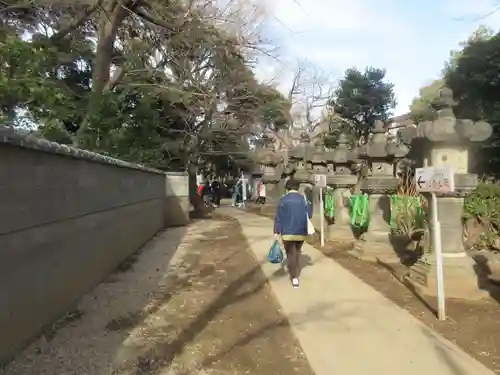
<box><xmin>267</xmin><ymin>240</ymin><xmax>284</xmax><ymax>264</ymax></box>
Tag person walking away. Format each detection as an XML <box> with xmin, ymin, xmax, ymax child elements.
<box><xmin>273</xmin><ymin>178</ymin><xmax>312</xmax><ymax>288</ymax></box>
<box><xmin>202</xmin><ymin>180</ymin><xmax>212</xmax><ymax>207</ymax></box>
<box><xmin>231</xmin><ymin>178</ymin><xmax>242</xmax><ymax>207</ymax></box>
<box><xmin>211</xmin><ymin>180</ymin><xmax>220</xmax><ymax>207</ymax></box>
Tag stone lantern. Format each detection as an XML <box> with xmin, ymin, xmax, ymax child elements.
<box><xmin>307</xmin><ymin>136</ymin><xmax>328</xmax><ymax>230</ymax></box>
<box><xmin>289</xmin><ymin>132</ymin><xmax>312</xmax><ymax>184</ymax></box>
<box><xmin>310</xmin><ymin>136</ymin><xmax>327</xmax><ymax>174</ymax></box>
<box><xmin>254</xmin><ymin>134</ymin><xmax>283</xmax><ymax>201</ymax></box>
<box><xmin>406</xmin><ymin>88</ymin><xmax>492</xmax><ymax>300</ymax></box>
<box><xmin>327</xmin><ymin>134</ymin><xmax>359</xmax><ymax>240</ymax></box>
<box><xmin>354</xmin><ymin>120</ymin><xmax>412</xmax><ymax>261</ymax></box>
<box><xmin>277</xmin><ymin>128</ymin><xmax>294</xmax><ymax>174</ymax></box>
<box><xmin>250</xmin><ymin>154</ymin><xmax>264</xmax><ymax>179</ymax></box>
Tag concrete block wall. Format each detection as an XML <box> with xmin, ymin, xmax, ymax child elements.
<box><xmin>164</xmin><ymin>171</ymin><xmax>190</xmax><ymax>226</ymax></box>
<box><xmin>0</xmin><ymin>129</ymin><xmax>188</xmax><ymax>364</ymax></box>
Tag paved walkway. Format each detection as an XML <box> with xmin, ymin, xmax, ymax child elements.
<box><xmin>224</xmin><ymin>208</ymin><xmax>495</xmax><ymax>375</ymax></box>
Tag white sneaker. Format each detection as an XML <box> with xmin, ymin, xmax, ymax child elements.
<box><xmin>292</xmin><ymin>278</ymin><xmax>299</xmax><ymax>289</ymax></box>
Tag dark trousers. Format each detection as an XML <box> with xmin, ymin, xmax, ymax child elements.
<box><xmin>213</xmin><ymin>192</ymin><xmax>220</xmax><ymax>206</ymax></box>
<box><xmin>283</xmin><ymin>240</ymin><xmax>304</xmax><ymax>279</ymax></box>
<box><xmin>256</xmin><ymin>196</ymin><xmax>266</xmax><ymax>205</ymax></box>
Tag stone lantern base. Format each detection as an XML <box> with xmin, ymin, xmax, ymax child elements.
<box><xmin>265</xmin><ymin>182</ymin><xmax>283</xmax><ymax>202</ymax></box>
<box><xmin>351</xmin><ymin>234</ymin><xmax>400</xmax><ymax>263</ymax></box>
<box><xmin>406</xmin><ymin>253</ymin><xmax>490</xmax><ymax>301</ymax></box>
<box><xmin>349</xmin><ymin>193</ymin><xmax>400</xmax><ymax>263</ymax></box>
<box><xmin>327</xmin><ymin>227</ymin><xmax>355</xmax><ymax>242</ymax></box>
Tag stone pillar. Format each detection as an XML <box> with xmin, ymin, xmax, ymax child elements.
<box><xmin>360</xmin><ymin>193</ymin><xmax>391</xmax><ymax>246</ymax></box>
<box><xmin>409</xmin><ymin>193</ymin><xmax>483</xmax><ymax>299</ymax></box>
<box><xmin>291</xmin><ymin>132</ymin><xmax>312</xmax><ymax>185</ymax></box>
<box><xmin>406</xmin><ymin>87</ymin><xmax>493</xmax><ymax>300</ymax></box>
<box><xmin>326</xmin><ymin>134</ymin><xmax>358</xmax><ymax>240</ymax></box>
<box><xmin>351</xmin><ymin>120</ymin><xmax>413</xmax><ymax>262</ymax></box>
<box><xmin>438</xmin><ymin>197</ymin><xmax>465</xmax><ymax>252</ymax></box>
<box><xmin>328</xmin><ymin>187</ymin><xmax>353</xmax><ymax>240</ymax></box>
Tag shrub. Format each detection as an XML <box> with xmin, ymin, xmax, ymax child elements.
<box><xmin>463</xmin><ymin>182</ymin><xmax>500</xmax><ymax>249</ymax></box>
<box><xmin>391</xmin><ymin>165</ymin><xmax>428</xmax><ymax>237</ymax></box>
<box><xmin>390</xmin><ymin>195</ymin><xmax>427</xmax><ymax>236</ymax></box>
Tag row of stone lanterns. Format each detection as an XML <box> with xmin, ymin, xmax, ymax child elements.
<box><xmin>252</xmin><ymin>87</ymin><xmax>493</xmax><ymax>301</ymax></box>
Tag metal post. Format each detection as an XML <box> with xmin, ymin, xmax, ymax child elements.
<box><xmin>431</xmin><ymin>192</ymin><xmax>446</xmax><ymax>321</ymax></box>
<box><xmin>320</xmin><ymin>187</ymin><xmax>325</xmax><ymax>246</ymax></box>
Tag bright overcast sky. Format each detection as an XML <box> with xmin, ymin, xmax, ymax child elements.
<box><xmin>255</xmin><ymin>0</ymin><xmax>500</xmax><ymax>116</ymax></box>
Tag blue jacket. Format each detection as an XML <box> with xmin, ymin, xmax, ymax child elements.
<box><xmin>274</xmin><ymin>191</ymin><xmax>313</xmax><ymax>236</ymax></box>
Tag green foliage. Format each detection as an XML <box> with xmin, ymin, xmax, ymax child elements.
<box><xmin>390</xmin><ymin>195</ymin><xmax>426</xmax><ymax>236</ymax></box>
<box><xmin>444</xmin><ymin>32</ymin><xmax>500</xmax><ymax>176</ymax></box>
<box><xmin>409</xmin><ymin>79</ymin><xmax>444</xmax><ymax>123</ymax></box>
<box><xmin>329</xmin><ymin>67</ymin><xmax>396</xmax><ymax>139</ymax></box>
<box><xmin>258</xmin><ymin>85</ymin><xmax>291</xmax><ymax>130</ymax></box>
<box><xmin>442</xmin><ymin>25</ymin><xmax>494</xmax><ymax>77</ymax></box>
<box><xmin>464</xmin><ymin>183</ymin><xmax>500</xmax><ymax>249</ymax></box>
<box><xmin>0</xmin><ymin>34</ymin><xmax>74</xmax><ymax>124</ymax></box>
<box><xmin>464</xmin><ymin>183</ymin><xmax>500</xmax><ymax>228</ymax></box>
<box><xmin>0</xmin><ymin>0</ymin><xmax>291</xmax><ymax>174</ymax></box>
<box><xmin>410</xmin><ymin>26</ymin><xmax>500</xmax><ymax>177</ymax></box>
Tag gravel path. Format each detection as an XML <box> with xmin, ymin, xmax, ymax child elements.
<box><xmin>0</xmin><ymin>221</ymin><xmax>216</xmax><ymax>375</ymax></box>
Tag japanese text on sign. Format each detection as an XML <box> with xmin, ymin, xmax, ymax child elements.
<box><xmin>415</xmin><ymin>166</ymin><xmax>455</xmax><ymax>193</ymax></box>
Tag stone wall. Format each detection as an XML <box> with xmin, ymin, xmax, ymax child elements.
<box><xmin>0</xmin><ymin>129</ymin><xmax>188</xmax><ymax>364</ymax></box>
<box><xmin>164</xmin><ymin>171</ymin><xmax>190</xmax><ymax>226</ymax></box>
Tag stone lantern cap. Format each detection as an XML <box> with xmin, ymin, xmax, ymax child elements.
<box><xmin>406</xmin><ymin>88</ymin><xmax>492</xmax><ymax>143</ymax></box>
<box><xmin>299</xmin><ymin>132</ymin><xmax>311</xmax><ymax>143</ymax></box>
<box><xmin>255</xmin><ymin>134</ymin><xmax>273</xmax><ymax>148</ymax></box>
<box><xmin>254</xmin><ymin>134</ymin><xmax>283</xmax><ymax>166</ymax></box>
<box><xmin>358</xmin><ymin>120</ymin><xmax>411</xmax><ymax>159</ymax></box>
<box><xmin>290</xmin><ymin>132</ymin><xmax>311</xmax><ymax>161</ymax></box>
<box><xmin>332</xmin><ymin>133</ymin><xmax>356</xmax><ymax>164</ymax></box>
<box><xmin>254</xmin><ymin>148</ymin><xmax>283</xmax><ymax>166</ymax></box>
<box><xmin>310</xmin><ymin>137</ymin><xmax>327</xmax><ymax>164</ymax></box>
<box><xmin>289</xmin><ymin>144</ymin><xmax>305</xmax><ymax>161</ymax></box>
<box><xmin>251</xmin><ymin>163</ymin><xmax>264</xmax><ymax>176</ymax></box>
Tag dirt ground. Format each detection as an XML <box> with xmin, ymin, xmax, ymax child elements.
<box><xmin>127</xmin><ymin>215</ymin><xmax>314</xmax><ymax>375</ymax></box>
<box><xmin>248</xmin><ymin>204</ymin><xmax>500</xmax><ymax>375</ymax></box>
<box><xmin>1</xmin><ymin>214</ymin><xmax>313</xmax><ymax>375</ymax></box>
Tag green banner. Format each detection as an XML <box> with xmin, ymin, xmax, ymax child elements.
<box><xmin>350</xmin><ymin>194</ymin><xmax>369</xmax><ymax>228</ymax></box>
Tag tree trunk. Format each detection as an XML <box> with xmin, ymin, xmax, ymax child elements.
<box><xmin>75</xmin><ymin>0</ymin><xmax>129</xmax><ymax>147</ymax></box>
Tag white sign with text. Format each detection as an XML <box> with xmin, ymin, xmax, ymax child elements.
<box><xmin>314</xmin><ymin>174</ymin><xmax>327</xmax><ymax>188</ymax></box>
<box><xmin>415</xmin><ymin>166</ymin><xmax>455</xmax><ymax>193</ymax></box>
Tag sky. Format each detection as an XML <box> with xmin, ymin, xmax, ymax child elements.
<box><xmin>254</xmin><ymin>0</ymin><xmax>500</xmax><ymax>116</ymax></box>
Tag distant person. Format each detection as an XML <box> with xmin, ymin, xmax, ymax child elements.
<box><xmin>211</xmin><ymin>180</ymin><xmax>220</xmax><ymax>207</ymax></box>
<box><xmin>273</xmin><ymin>178</ymin><xmax>312</xmax><ymax>289</ymax></box>
<box><xmin>231</xmin><ymin>178</ymin><xmax>242</xmax><ymax>207</ymax></box>
<box><xmin>256</xmin><ymin>179</ymin><xmax>266</xmax><ymax>205</ymax></box>
<box><xmin>202</xmin><ymin>180</ymin><xmax>212</xmax><ymax>207</ymax></box>
<box><xmin>196</xmin><ymin>183</ymin><xmax>204</xmax><ymax>197</ymax></box>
